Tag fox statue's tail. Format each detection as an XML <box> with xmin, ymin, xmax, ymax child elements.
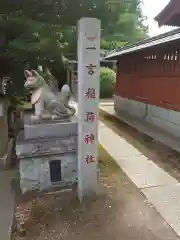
<box><xmin>54</xmin><ymin>103</ymin><xmax>76</xmax><ymax>118</ymax></box>
<box><xmin>64</xmin><ymin>103</ymin><xmax>76</xmax><ymax>117</ymax></box>
<box><xmin>55</xmin><ymin>84</ymin><xmax>76</xmax><ymax>118</ymax></box>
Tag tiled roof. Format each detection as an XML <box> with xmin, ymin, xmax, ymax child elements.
<box><xmin>105</xmin><ymin>28</ymin><xmax>180</xmax><ymax>59</ymax></box>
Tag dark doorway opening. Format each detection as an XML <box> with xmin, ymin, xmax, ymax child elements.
<box><xmin>49</xmin><ymin>160</ymin><xmax>62</xmax><ymax>183</ymax></box>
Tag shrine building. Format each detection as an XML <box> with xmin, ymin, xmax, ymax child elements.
<box><xmin>105</xmin><ymin>0</ymin><xmax>180</xmax><ymax>141</ymax></box>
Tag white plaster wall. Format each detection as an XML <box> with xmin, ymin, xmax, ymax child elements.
<box><xmin>114</xmin><ymin>95</ymin><xmax>180</xmax><ymax>138</ymax></box>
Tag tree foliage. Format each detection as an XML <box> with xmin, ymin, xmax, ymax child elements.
<box><xmin>102</xmin><ymin>0</ymin><xmax>148</xmax><ymax>48</ymax></box>
<box><xmin>0</xmin><ymin>0</ymin><xmax>148</xmax><ymax>91</ymax></box>
<box><xmin>100</xmin><ymin>67</ymin><xmax>116</xmax><ymax>98</ymax></box>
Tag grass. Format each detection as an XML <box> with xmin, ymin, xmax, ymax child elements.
<box><xmin>99</xmin><ymin>144</ymin><xmax>120</xmax><ymax>173</ymax></box>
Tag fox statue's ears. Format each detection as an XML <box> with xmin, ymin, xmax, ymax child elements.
<box><xmin>31</xmin><ymin>70</ymin><xmax>39</xmax><ymax>77</ymax></box>
<box><xmin>24</xmin><ymin>70</ymin><xmax>39</xmax><ymax>79</ymax></box>
<box><xmin>24</xmin><ymin>70</ymin><xmax>32</xmax><ymax>79</ymax></box>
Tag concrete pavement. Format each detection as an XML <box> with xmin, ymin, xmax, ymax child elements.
<box><xmin>70</xmin><ymin>100</ymin><xmax>180</xmax><ymax>237</ymax></box>
<box><xmin>100</xmin><ymin>103</ymin><xmax>180</xmax><ymax>154</ymax></box>
<box><xmin>99</xmin><ymin>102</ymin><xmax>180</xmax><ymax>237</ymax></box>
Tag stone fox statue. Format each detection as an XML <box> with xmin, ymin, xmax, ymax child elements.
<box><xmin>24</xmin><ymin>70</ymin><xmax>75</xmax><ymax>122</ymax></box>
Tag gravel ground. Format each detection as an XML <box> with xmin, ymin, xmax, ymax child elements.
<box><xmin>11</xmin><ymin>162</ymin><xmax>179</xmax><ymax>240</ymax></box>
<box><xmin>11</xmin><ymin>111</ymin><xmax>180</xmax><ymax>240</ymax></box>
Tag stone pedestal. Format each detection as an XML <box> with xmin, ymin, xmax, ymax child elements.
<box><xmin>16</xmin><ymin>117</ymin><xmax>78</xmax><ymax>194</ymax></box>
<box><xmin>24</xmin><ymin>118</ymin><xmax>77</xmax><ymax>139</ymax></box>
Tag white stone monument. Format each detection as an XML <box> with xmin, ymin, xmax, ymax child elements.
<box><xmin>77</xmin><ymin>18</ymin><xmax>101</xmax><ymax>201</ymax></box>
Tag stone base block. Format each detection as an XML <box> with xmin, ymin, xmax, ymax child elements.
<box><xmin>24</xmin><ymin>117</ymin><xmax>78</xmax><ymax>139</ymax></box>
<box><xmin>19</xmin><ymin>153</ymin><xmax>77</xmax><ymax>194</ymax></box>
<box><xmin>16</xmin><ymin>135</ymin><xmax>77</xmax><ymax>158</ymax></box>
<box><xmin>17</xmin><ymin>116</ymin><xmax>78</xmax><ymax>194</ymax></box>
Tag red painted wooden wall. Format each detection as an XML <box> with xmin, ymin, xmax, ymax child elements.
<box><xmin>116</xmin><ymin>48</ymin><xmax>180</xmax><ymax>112</ymax></box>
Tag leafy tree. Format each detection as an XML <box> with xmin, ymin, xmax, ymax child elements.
<box><xmin>100</xmin><ymin>67</ymin><xmax>116</xmax><ymax>98</ymax></box>
<box><xmin>101</xmin><ymin>39</ymin><xmax>128</xmax><ymax>51</ymax></box>
<box><xmin>102</xmin><ymin>0</ymin><xmax>148</xmax><ymax>46</ymax></box>
<box><xmin>60</xmin><ymin>0</ymin><xmax>148</xmax><ymax>54</ymax></box>
<box><xmin>0</xmin><ymin>0</ymin><xmax>148</xmax><ymax>60</ymax></box>
<box><xmin>0</xmin><ymin>1</ymin><xmax>111</xmax><ymax>77</ymax></box>
<box><xmin>0</xmin><ymin>0</ymin><xmax>148</xmax><ymax>95</ymax></box>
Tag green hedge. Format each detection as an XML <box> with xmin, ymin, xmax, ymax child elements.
<box><xmin>100</xmin><ymin>67</ymin><xmax>116</xmax><ymax>98</ymax></box>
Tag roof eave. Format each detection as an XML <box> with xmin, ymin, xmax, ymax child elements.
<box><xmin>154</xmin><ymin>0</ymin><xmax>175</xmax><ymax>20</ymax></box>
<box><xmin>155</xmin><ymin>0</ymin><xmax>180</xmax><ymax>27</ymax></box>
<box><xmin>104</xmin><ymin>28</ymin><xmax>180</xmax><ymax>60</ymax></box>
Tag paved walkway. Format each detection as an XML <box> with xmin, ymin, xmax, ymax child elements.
<box><xmin>99</xmin><ymin>103</ymin><xmax>180</xmax><ymax>237</ymax></box>
<box><xmin>100</xmin><ymin>103</ymin><xmax>180</xmax><ymax>153</ymax></box>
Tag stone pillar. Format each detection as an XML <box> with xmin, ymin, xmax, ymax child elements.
<box><xmin>77</xmin><ymin>18</ymin><xmax>101</xmax><ymax>201</ymax></box>
<box><xmin>0</xmin><ymin>98</ymin><xmax>9</xmax><ymax>166</ymax></box>
<box><xmin>0</xmin><ymin>116</ymin><xmax>8</xmax><ymax>158</ymax></box>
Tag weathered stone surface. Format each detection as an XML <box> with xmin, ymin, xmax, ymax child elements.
<box><xmin>0</xmin><ymin>98</ymin><xmax>7</xmax><ymax>117</ymax></box>
<box><xmin>114</xmin><ymin>95</ymin><xmax>180</xmax><ymax>138</ymax></box>
<box><xmin>0</xmin><ymin>98</ymin><xmax>11</xmax><ymax>169</ymax></box>
<box><xmin>24</xmin><ymin>117</ymin><xmax>78</xmax><ymax>139</ymax></box>
<box><xmin>17</xmin><ymin>117</ymin><xmax>78</xmax><ymax>194</ymax></box>
<box><xmin>16</xmin><ymin>135</ymin><xmax>77</xmax><ymax>158</ymax></box>
<box><xmin>19</xmin><ymin>153</ymin><xmax>77</xmax><ymax>194</ymax></box>
<box><xmin>20</xmin><ymin>179</ymin><xmax>40</xmax><ymax>193</ymax></box>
